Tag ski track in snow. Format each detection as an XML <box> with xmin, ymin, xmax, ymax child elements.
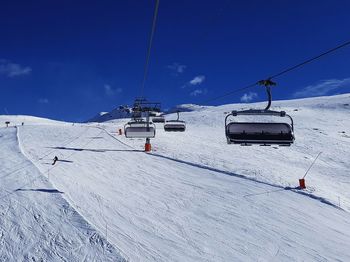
<box><xmin>0</xmin><ymin>127</ymin><xmax>125</xmax><ymax>261</ymax></box>
<box><xmin>1</xmin><ymin>94</ymin><xmax>350</xmax><ymax>261</ymax></box>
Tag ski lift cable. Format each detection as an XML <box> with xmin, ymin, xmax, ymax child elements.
<box><xmin>185</xmin><ymin>39</ymin><xmax>350</xmax><ymax>107</ymax></box>
<box><xmin>97</xmin><ymin>126</ymin><xmax>137</xmax><ymax>150</ymax></box>
<box><xmin>268</xmin><ymin>40</ymin><xmax>350</xmax><ymax>80</ymax></box>
<box><xmin>140</xmin><ymin>0</ymin><xmax>160</xmax><ymax>98</ymax></box>
<box><xmin>200</xmin><ymin>82</ymin><xmax>258</xmax><ymax>105</ymax></box>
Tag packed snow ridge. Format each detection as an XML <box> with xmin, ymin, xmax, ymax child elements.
<box><xmin>1</xmin><ymin>93</ymin><xmax>350</xmax><ymax>261</ymax></box>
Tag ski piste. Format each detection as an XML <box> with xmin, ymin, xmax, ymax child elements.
<box><xmin>1</xmin><ymin>93</ymin><xmax>350</xmax><ymax>261</ymax></box>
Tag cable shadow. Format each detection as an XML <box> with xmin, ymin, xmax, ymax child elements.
<box><xmin>111</xmin><ymin>149</ymin><xmax>144</xmax><ymax>152</ymax></box>
<box><xmin>15</xmin><ymin>188</ymin><xmax>64</xmax><ymax>194</ymax></box>
<box><xmin>148</xmin><ymin>153</ymin><xmax>339</xmax><ymax>209</ymax></box>
<box><xmin>149</xmin><ymin>152</ymin><xmax>284</xmax><ymax>188</ymax></box>
<box><xmin>57</xmin><ymin>160</ymin><xmax>74</xmax><ymax>163</ymax></box>
<box><xmin>42</xmin><ymin>160</ymin><xmax>74</xmax><ymax>165</ymax></box>
<box><xmin>47</xmin><ymin>146</ymin><xmax>143</xmax><ymax>153</ymax></box>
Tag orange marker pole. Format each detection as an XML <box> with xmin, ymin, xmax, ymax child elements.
<box><xmin>299</xmin><ymin>178</ymin><xmax>306</xmax><ymax>189</ymax></box>
<box><xmin>299</xmin><ymin>152</ymin><xmax>322</xmax><ymax>190</ymax></box>
<box><xmin>145</xmin><ymin>138</ymin><xmax>151</xmax><ymax>152</ymax></box>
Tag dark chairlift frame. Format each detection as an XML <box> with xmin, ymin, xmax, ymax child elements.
<box><xmin>152</xmin><ymin>114</ymin><xmax>166</xmax><ymax>123</ymax></box>
<box><xmin>164</xmin><ymin>111</ymin><xmax>186</xmax><ymax>132</ymax></box>
<box><xmin>225</xmin><ymin>80</ymin><xmax>295</xmax><ymax>146</ymax></box>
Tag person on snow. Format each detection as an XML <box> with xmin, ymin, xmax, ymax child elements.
<box><xmin>52</xmin><ymin>156</ymin><xmax>58</xmax><ymax>165</ymax></box>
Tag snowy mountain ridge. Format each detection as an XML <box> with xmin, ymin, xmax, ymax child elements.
<box><xmin>87</xmin><ymin>103</ymin><xmax>207</xmax><ymax>123</ymax></box>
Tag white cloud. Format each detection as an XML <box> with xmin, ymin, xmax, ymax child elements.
<box><xmin>182</xmin><ymin>75</ymin><xmax>206</xmax><ymax>88</ymax></box>
<box><xmin>293</xmin><ymin>78</ymin><xmax>350</xmax><ymax>98</ymax></box>
<box><xmin>240</xmin><ymin>92</ymin><xmax>258</xmax><ymax>102</ymax></box>
<box><xmin>104</xmin><ymin>84</ymin><xmax>122</xmax><ymax>96</ymax></box>
<box><xmin>0</xmin><ymin>59</ymin><xmax>32</xmax><ymax>77</ymax></box>
<box><xmin>190</xmin><ymin>88</ymin><xmax>208</xmax><ymax>96</ymax></box>
<box><xmin>38</xmin><ymin>98</ymin><xmax>49</xmax><ymax>104</ymax></box>
<box><xmin>189</xmin><ymin>75</ymin><xmax>205</xmax><ymax>85</ymax></box>
<box><xmin>167</xmin><ymin>62</ymin><xmax>187</xmax><ymax>75</ymax></box>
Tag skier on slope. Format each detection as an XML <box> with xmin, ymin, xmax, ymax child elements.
<box><xmin>52</xmin><ymin>156</ymin><xmax>58</xmax><ymax>165</ymax></box>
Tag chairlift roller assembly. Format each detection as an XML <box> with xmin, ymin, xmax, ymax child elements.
<box><xmin>132</xmin><ymin>98</ymin><xmax>161</xmax><ymax>114</ymax></box>
<box><xmin>164</xmin><ymin>111</ymin><xmax>186</xmax><ymax>132</ymax></box>
<box><xmin>225</xmin><ymin>79</ymin><xmax>295</xmax><ymax>146</ymax></box>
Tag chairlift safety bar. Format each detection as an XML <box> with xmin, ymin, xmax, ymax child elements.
<box><xmin>225</xmin><ymin>110</ymin><xmax>294</xmax><ymax>131</ymax></box>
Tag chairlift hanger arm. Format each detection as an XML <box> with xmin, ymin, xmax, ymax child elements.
<box><xmin>258</xmin><ymin>79</ymin><xmax>276</xmax><ymax>111</ymax></box>
<box><xmin>227</xmin><ymin>78</ymin><xmax>294</xmax><ymax>131</ymax></box>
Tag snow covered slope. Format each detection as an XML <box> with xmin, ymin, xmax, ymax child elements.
<box><xmin>0</xmin><ymin>126</ymin><xmax>125</xmax><ymax>261</ymax></box>
<box><xmin>4</xmin><ymin>93</ymin><xmax>348</xmax><ymax>261</ymax></box>
<box><xmin>0</xmin><ymin>115</ymin><xmax>68</xmax><ymax>127</ymax></box>
<box><xmin>112</xmin><ymin>93</ymin><xmax>350</xmax><ymax>211</ymax></box>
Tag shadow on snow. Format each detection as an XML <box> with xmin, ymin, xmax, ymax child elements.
<box><xmin>47</xmin><ymin>146</ymin><xmax>143</xmax><ymax>153</ymax></box>
<box><xmin>15</xmin><ymin>188</ymin><xmax>64</xmax><ymax>194</ymax></box>
<box><xmin>148</xmin><ymin>152</ymin><xmax>340</xmax><ymax>210</ymax></box>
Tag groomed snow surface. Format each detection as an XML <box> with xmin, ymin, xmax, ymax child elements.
<box><xmin>1</xmin><ymin>94</ymin><xmax>350</xmax><ymax>261</ymax></box>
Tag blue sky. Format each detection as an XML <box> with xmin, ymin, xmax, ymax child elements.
<box><xmin>1</xmin><ymin>0</ymin><xmax>350</xmax><ymax>122</ymax></box>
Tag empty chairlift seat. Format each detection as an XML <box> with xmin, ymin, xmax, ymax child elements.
<box><xmin>164</xmin><ymin>120</ymin><xmax>186</xmax><ymax>132</ymax></box>
<box><xmin>124</xmin><ymin>120</ymin><xmax>156</xmax><ymax>138</ymax></box>
<box><xmin>225</xmin><ymin>110</ymin><xmax>295</xmax><ymax>146</ymax></box>
<box><xmin>152</xmin><ymin>116</ymin><xmax>165</xmax><ymax>123</ymax></box>
<box><xmin>164</xmin><ymin>111</ymin><xmax>186</xmax><ymax>132</ymax></box>
<box><xmin>226</xmin><ymin>122</ymin><xmax>294</xmax><ymax>145</ymax></box>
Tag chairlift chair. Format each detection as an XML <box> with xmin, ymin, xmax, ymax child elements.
<box><xmin>152</xmin><ymin>116</ymin><xmax>165</xmax><ymax>123</ymax></box>
<box><xmin>124</xmin><ymin>119</ymin><xmax>156</xmax><ymax>138</ymax></box>
<box><xmin>225</xmin><ymin>110</ymin><xmax>294</xmax><ymax>146</ymax></box>
<box><xmin>225</xmin><ymin>80</ymin><xmax>295</xmax><ymax>146</ymax></box>
<box><xmin>164</xmin><ymin>111</ymin><xmax>186</xmax><ymax>132</ymax></box>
